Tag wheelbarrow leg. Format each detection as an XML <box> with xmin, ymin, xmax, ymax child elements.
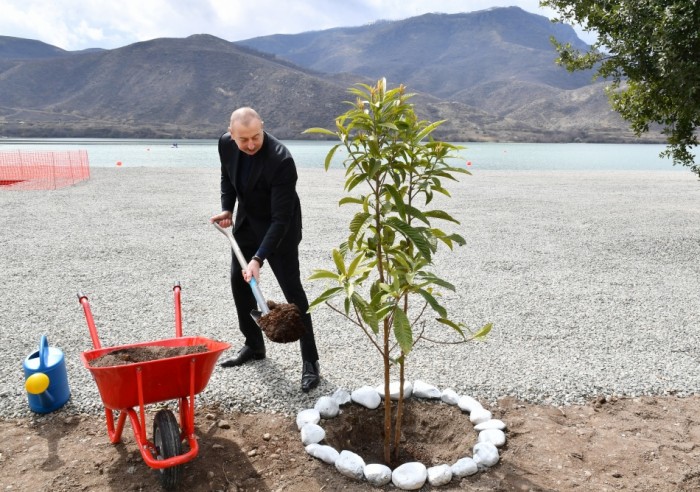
<box><xmin>105</xmin><ymin>408</ymin><xmax>128</xmax><ymax>444</ymax></box>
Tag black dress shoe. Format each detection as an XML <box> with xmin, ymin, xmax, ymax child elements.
<box><xmin>301</xmin><ymin>361</ymin><xmax>320</xmax><ymax>392</ymax></box>
<box><xmin>220</xmin><ymin>346</ymin><xmax>266</xmax><ymax>367</ymax></box>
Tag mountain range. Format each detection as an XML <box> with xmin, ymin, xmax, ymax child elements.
<box><xmin>0</xmin><ymin>7</ymin><xmax>662</xmax><ymax>142</ymax></box>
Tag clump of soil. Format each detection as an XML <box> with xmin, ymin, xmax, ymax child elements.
<box><xmin>322</xmin><ymin>399</ymin><xmax>475</xmax><ymax>467</ymax></box>
<box><xmin>89</xmin><ymin>344</ymin><xmax>208</xmax><ymax>367</ymax></box>
<box><xmin>258</xmin><ymin>300</ymin><xmax>306</xmax><ymax>343</ymax></box>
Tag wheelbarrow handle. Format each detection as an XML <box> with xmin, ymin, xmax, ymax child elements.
<box><xmin>77</xmin><ymin>291</ymin><xmax>102</xmax><ymax>349</ymax></box>
<box><xmin>213</xmin><ymin>222</ymin><xmax>270</xmax><ymax>315</ymax></box>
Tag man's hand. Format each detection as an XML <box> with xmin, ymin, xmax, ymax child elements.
<box><xmin>210</xmin><ymin>210</ymin><xmax>233</xmax><ymax>228</ymax></box>
<box><xmin>243</xmin><ymin>259</ymin><xmax>261</xmax><ymax>283</ymax></box>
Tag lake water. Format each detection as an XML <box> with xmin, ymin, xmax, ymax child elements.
<box><xmin>0</xmin><ymin>138</ymin><xmax>693</xmax><ymax>172</ymax></box>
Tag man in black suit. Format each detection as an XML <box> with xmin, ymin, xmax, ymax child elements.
<box><xmin>210</xmin><ymin>107</ymin><xmax>320</xmax><ymax>392</ymax></box>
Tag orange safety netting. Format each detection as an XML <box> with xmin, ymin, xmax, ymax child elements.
<box><xmin>0</xmin><ymin>150</ymin><xmax>90</xmax><ymax>190</ymax></box>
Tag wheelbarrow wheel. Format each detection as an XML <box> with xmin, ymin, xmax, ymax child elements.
<box><xmin>153</xmin><ymin>409</ymin><xmax>183</xmax><ymax>490</ymax></box>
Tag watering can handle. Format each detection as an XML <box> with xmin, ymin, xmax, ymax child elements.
<box><xmin>39</xmin><ymin>335</ymin><xmax>49</xmax><ymax>371</ymax></box>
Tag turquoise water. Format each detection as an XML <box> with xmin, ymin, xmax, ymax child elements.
<box><xmin>0</xmin><ymin>138</ymin><xmax>692</xmax><ymax>171</ymax></box>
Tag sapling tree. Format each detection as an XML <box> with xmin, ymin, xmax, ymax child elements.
<box><xmin>305</xmin><ymin>79</ymin><xmax>491</xmax><ymax>464</ymax></box>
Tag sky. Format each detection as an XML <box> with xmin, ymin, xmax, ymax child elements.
<box><xmin>0</xmin><ymin>0</ymin><xmax>595</xmax><ymax>51</ymax></box>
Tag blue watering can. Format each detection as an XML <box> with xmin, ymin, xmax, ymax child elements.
<box><xmin>23</xmin><ymin>335</ymin><xmax>71</xmax><ymax>413</ymax></box>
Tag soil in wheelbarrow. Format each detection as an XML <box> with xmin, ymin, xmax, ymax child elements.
<box><xmin>88</xmin><ymin>345</ymin><xmax>209</xmax><ymax>367</ymax></box>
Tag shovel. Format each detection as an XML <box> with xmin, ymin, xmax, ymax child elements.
<box><xmin>213</xmin><ymin>222</ymin><xmax>269</xmax><ymax>319</ymax></box>
<box><xmin>213</xmin><ymin>222</ymin><xmax>306</xmax><ymax>343</ymax></box>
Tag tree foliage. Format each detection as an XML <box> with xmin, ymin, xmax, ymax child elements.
<box><xmin>541</xmin><ymin>0</ymin><xmax>700</xmax><ymax>177</ymax></box>
<box><xmin>305</xmin><ymin>79</ymin><xmax>491</xmax><ymax>464</ymax></box>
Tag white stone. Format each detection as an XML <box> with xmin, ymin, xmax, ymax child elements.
<box><xmin>441</xmin><ymin>388</ymin><xmax>460</xmax><ymax>405</ymax></box>
<box><xmin>473</xmin><ymin>441</ymin><xmax>500</xmax><ymax>469</ymax></box>
<box><xmin>392</xmin><ymin>462</ymin><xmax>427</xmax><ymax>490</ymax></box>
<box><xmin>474</xmin><ymin>419</ymin><xmax>507</xmax><ymax>431</ymax></box>
<box><xmin>376</xmin><ymin>381</ymin><xmax>413</xmax><ymax>400</ymax></box>
<box><xmin>315</xmin><ymin>396</ymin><xmax>340</xmax><ymax>418</ymax></box>
<box><xmin>427</xmin><ymin>464</ymin><xmax>453</xmax><ymax>486</ymax></box>
<box><xmin>469</xmin><ymin>407</ymin><xmax>492</xmax><ymax>425</ymax></box>
<box><xmin>305</xmin><ymin>443</ymin><xmax>339</xmax><ymax>464</ymax></box>
<box><xmin>364</xmin><ymin>463</ymin><xmax>392</xmax><ymax>486</ymax></box>
<box><xmin>332</xmin><ymin>388</ymin><xmax>352</xmax><ymax>406</ymax></box>
<box><xmin>412</xmin><ymin>380</ymin><xmax>441</xmax><ymax>399</ymax></box>
<box><xmin>478</xmin><ymin>429</ymin><xmax>506</xmax><ymax>447</ymax></box>
<box><xmin>457</xmin><ymin>395</ymin><xmax>483</xmax><ymax>413</ymax></box>
<box><xmin>335</xmin><ymin>450</ymin><xmax>366</xmax><ymax>480</ymax></box>
<box><xmin>351</xmin><ymin>386</ymin><xmax>381</xmax><ymax>409</ymax></box>
<box><xmin>300</xmin><ymin>423</ymin><xmax>325</xmax><ymax>445</ymax></box>
<box><xmin>296</xmin><ymin>408</ymin><xmax>320</xmax><ymax>430</ymax></box>
<box><xmin>451</xmin><ymin>457</ymin><xmax>478</xmax><ymax>478</ymax></box>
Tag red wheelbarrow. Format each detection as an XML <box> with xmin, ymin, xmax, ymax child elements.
<box><xmin>77</xmin><ymin>282</ymin><xmax>230</xmax><ymax>489</ymax></box>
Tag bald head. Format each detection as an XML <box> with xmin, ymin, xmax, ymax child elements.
<box><xmin>229</xmin><ymin>107</ymin><xmax>265</xmax><ymax>155</ymax></box>
<box><xmin>230</xmin><ymin>107</ymin><xmax>263</xmax><ymax>128</ymax></box>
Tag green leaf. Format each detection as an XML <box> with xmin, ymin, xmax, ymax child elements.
<box><xmin>308</xmin><ymin>269</ymin><xmax>340</xmax><ymax>281</ymax></box>
<box><xmin>308</xmin><ymin>287</ymin><xmax>344</xmax><ymax>311</ymax></box>
<box><xmin>348</xmin><ymin>212</ymin><xmax>371</xmax><ymax>247</ymax></box>
<box><xmin>339</xmin><ymin>196</ymin><xmax>364</xmax><ymax>206</ymax></box>
<box><xmin>416</xmin><ymin>272</ymin><xmax>455</xmax><ymax>291</ymax></box>
<box><xmin>423</xmin><ymin>209</ymin><xmax>460</xmax><ymax>224</ymax></box>
<box><xmin>332</xmin><ymin>249</ymin><xmax>346</xmax><ymax>275</ymax></box>
<box><xmin>404</xmin><ymin>204</ymin><xmax>430</xmax><ymax>225</ymax></box>
<box><xmin>393</xmin><ymin>308</ymin><xmax>413</xmax><ymax>355</ymax></box>
<box><xmin>384</xmin><ymin>184</ymin><xmax>406</xmax><ymax>217</ymax></box>
<box><xmin>323</xmin><ymin>144</ymin><xmax>342</xmax><ymax>171</ymax></box>
<box><xmin>436</xmin><ymin>317</ymin><xmax>466</xmax><ymax>339</ymax></box>
<box><xmin>417</xmin><ymin>289</ymin><xmax>447</xmax><ymax>318</ymax></box>
<box><xmin>473</xmin><ymin>322</ymin><xmax>493</xmax><ymax>341</ymax></box>
<box><xmin>347</xmin><ymin>253</ymin><xmax>365</xmax><ymax>277</ymax></box>
<box><xmin>415</xmin><ymin>120</ymin><xmax>446</xmax><ymax>141</ymax></box>
<box><xmin>352</xmin><ymin>292</ymin><xmax>379</xmax><ymax>334</ymax></box>
<box><xmin>303</xmin><ymin>127</ymin><xmax>337</xmax><ymax>136</ymax></box>
<box><xmin>346</xmin><ymin>172</ymin><xmax>368</xmax><ymax>192</ymax></box>
<box><xmin>445</xmin><ymin>233</ymin><xmax>466</xmax><ymax>247</ymax></box>
<box><xmin>385</xmin><ymin>217</ymin><xmax>433</xmax><ymax>260</ymax></box>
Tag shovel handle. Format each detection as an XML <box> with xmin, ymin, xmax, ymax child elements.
<box><xmin>249</xmin><ymin>278</ymin><xmax>270</xmax><ymax>315</ymax></box>
<box><xmin>213</xmin><ymin>222</ymin><xmax>248</xmax><ymax>268</ymax></box>
<box><xmin>213</xmin><ymin>222</ymin><xmax>270</xmax><ymax>315</ymax></box>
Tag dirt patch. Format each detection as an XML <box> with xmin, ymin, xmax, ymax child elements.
<box><xmin>323</xmin><ymin>399</ymin><xmax>473</xmax><ymax>467</ymax></box>
<box><xmin>2</xmin><ymin>395</ymin><xmax>699</xmax><ymax>491</ymax></box>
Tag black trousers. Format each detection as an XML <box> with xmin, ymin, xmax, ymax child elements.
<box><xmin>230</xmin><ymin>224</ymin><xmax>318</xmax><ymax>362</ymax></box>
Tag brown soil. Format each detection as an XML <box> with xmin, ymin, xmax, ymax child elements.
<box><xmin>2</xmin><ymin>395</ymin><xmax>699</xmax><ymax>491</ymax></box>
<box><xmin>89</xmin><ymin>345</ymin><xmax>209</xmax><ymax>367</ymax></box>
<box><xmin>258</xmin><ymin>301</ymin><xmax>306</xmax><ymax>344</ymax></box>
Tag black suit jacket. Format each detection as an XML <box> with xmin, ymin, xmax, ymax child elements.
<box><xmin>218</xmin><ymin>131</ymin><xmax>302</xmax><ymax>260</ymax></box>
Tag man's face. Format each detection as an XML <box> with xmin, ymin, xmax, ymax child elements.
<box><xmin>230</xmin><ymin>119</ymin><xmax>264</xmax><ymax>155</ymax></box>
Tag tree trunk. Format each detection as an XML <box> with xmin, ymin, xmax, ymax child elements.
<box><xmin>392</xmin><ymin>356</ymin><xmax>405</xmax><ymax>462</ymax></box>
<box><xmin>383</xmin><ymin>318</ymin><xmax>392</xmax><ymax>464</ymax></box>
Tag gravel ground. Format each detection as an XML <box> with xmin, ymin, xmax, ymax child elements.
<box><xmin>1</xmin><ymin>166</ymin><xmax>699</xmax><ymax>419</ymax></box>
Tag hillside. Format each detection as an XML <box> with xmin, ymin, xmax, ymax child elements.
<box><xmin>0</xmin><ymin>34</ymin><xmax>350</xmax><ymax>138</ymax></box>
<box><xmin>238</xmin><ymin>7</ymin><xmax>595</xmax><ymax>97</ymax></box>
<box><xmin>0</xmin><ymin>8</ymin><xmax>659</xmax><ymax>142</ymax></box>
